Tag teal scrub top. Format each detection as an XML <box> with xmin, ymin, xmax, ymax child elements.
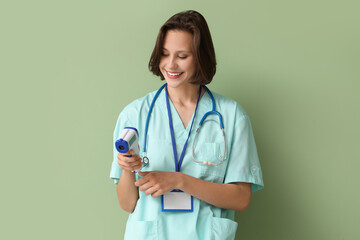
<box><xmin>110</xmin><ymin>88</ymin><xmax>264</xmax><ymax>240</ymax></box>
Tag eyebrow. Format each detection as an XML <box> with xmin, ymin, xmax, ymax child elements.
<box><xmin>162</xmin><ymin>48</ymin><xmax>192</xmax><ymax>54</ymax></box>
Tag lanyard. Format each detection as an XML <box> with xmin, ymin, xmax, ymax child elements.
<box><xmin>165</xmin><ymin>85</ymin><xmax>202</xmax><ymax>172</ymax></box>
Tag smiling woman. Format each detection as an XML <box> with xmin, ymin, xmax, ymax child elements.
<box><xmin>159</xmin><ymin>30</ymin><xmax>196</xmax><ymax>89</ymax></box>
<box><xmin>149</xmin><ymin>10</ymin><xmax>216</xmax><ymax>85</ymax></box>
<box><xmin>110</xmin><ymin>10</ymin><xmax>264</xmax><ymax>240</ymax></box>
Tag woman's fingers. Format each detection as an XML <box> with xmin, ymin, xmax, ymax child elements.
<box><xmin>135</xmin><ymin>171</ymin><xmax>177</xmax><ymax>197</ymax></box>
<box><xmin>117</xmin><ymin>152</ymin><xmax>142</xmax><ymax>171</ymax></box>
<box><xmin>118</xmin><ymin>159</ymin><xmax>142</xmax><ymax>169</ymax></box>
<box><xmin>117</xmin><ymin>151</ymin><xmax>139</xmax><ymax>162</ymax></box>
<box><xmin>138</xmin><ymin>181</ymin><xmax>152</xmax><ymax>192</ymax></box>
<box><xmin>146</xmin><ymin>186</ymin><xmax>160</xmax><ymax>196</ymax></box>
<box><xmin>137</xmin><ymin>179</ymin><xmax>160</xmax><ymax>196</ymax></box>
<box><xmin>117</xmin><ymin>152</ymin><xmax>141</xmax><ymax>162</ymax></box>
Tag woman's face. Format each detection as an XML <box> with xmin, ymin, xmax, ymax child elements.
<box><xmin>159</xmin><ymin>30</ymin><xmax>196</xmax><ymax>89</ymax></box>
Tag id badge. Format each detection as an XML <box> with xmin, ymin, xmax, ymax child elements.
<box><xmin>161</xmin><ymin>190</ymin><xmax>193</xmax><ymax>212</ymax></box>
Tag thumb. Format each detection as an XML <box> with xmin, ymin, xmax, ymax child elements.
<box><xmin>138</xmin><ymin>171</ymin><xmax>149</xmax><ymax>176</ymax></box>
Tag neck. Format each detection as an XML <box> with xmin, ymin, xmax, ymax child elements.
<box><xmin>166</xmin><ymin>84</ymin><xmax>203</xmax><ymax>106</ymax></box>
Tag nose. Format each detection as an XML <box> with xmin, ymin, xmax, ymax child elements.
<box><xmin>167</xmin><ymin>56</ymin><xmax>177</xmax><ymax>70</ymax></box>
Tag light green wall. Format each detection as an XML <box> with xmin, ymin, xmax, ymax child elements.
<box><xmin>1</xmin><ymin>0</ymin><xmax>359</xmax><ymax>239</ymax></box>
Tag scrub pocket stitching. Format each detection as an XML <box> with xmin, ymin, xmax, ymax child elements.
<box><xmin>124</xmin><ymin>219</ymin><xmax>158</xmax><ymax>240</ymax></box>
<box><xmin>197</xmin><ymin>142</ymin><xmax>227</xmax><ymax>182</ymax></box>
<box><xmin>210</xmin><ymin>217</ymin><xmax>238</xmax><ymax>240</ymax></box>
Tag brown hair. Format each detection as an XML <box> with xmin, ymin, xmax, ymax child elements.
<box><xmin>148</xmin><ymin>10</ymin><xmax>216</xmax><ymax>85</ymax></box>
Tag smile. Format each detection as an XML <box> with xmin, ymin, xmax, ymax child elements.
<box><xmin>166</xmin><ymin>71</ymin><xmax>183</xmax><ymax>79</ymax></box>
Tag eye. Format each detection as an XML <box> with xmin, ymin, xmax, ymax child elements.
<box><xmin>178</xmin><ymin>56</ymin><xmax>188</xmax><ymax>59</ymax></box>
<box><xmin>161</xmin><ymin>52</ymin><xmax>168</xmax><ymax>56</ymax></box>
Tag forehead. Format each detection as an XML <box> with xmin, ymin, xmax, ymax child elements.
<box><xmin>163</xmin><ymin>30</ymin><xmax>193</xmax><ymax>51</ymax></box>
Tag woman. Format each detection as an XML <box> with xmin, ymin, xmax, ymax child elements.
<box><xmin>110</xmin><ymin>10</ymin><xmax>264</xmax><ymax>240</ymax></box>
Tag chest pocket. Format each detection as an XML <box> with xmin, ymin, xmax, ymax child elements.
<box><xmin>194</xmin><ymin>142</ymin><xmax>228</xmax><ymax>183</ymax></box>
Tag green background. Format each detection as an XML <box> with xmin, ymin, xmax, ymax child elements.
<box><xmin>1</xmin><ymin>0</ymin><xmax>359</xmax><ymax>239</ymax></box>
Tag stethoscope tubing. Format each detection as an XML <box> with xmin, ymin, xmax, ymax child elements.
<box><xmin>142</xmin><ymin>84</ymin><xmax>166</xmax><ymax>157</ymax></box>
<box><xmin>142</xmin><ymin>83</ymin><xmax>226</xmax><ymax>166</ymax></box>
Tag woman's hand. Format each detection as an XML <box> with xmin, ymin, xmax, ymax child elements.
<box><xmin>135</xmin><ymin>171</ymin><xmax>181</xmax><ymax>197</ymax></box>
<box><xmin>117</xmin><ymin>150</ymin><xmax>142</xmax><ymax>172</ymax></box>
<box><xmin>135</xmin><ymin>171</ymin><xmax>251</xmax><ymax>211</ymax></box>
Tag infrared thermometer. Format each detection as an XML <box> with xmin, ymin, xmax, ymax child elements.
<box><xmin>115</xmin><ymin>127</ymin><xmax>142</xmax><ymax>173</ymax></box>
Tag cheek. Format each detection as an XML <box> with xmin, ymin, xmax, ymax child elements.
<box><xmin>159</xmin><ymin>59</ymin><xmax>168</xmax><ymax>71</ymax></box>
<box><xmin>184</xmin><ymin>58</ymin><xmax>195</xmax><ymax>72</ymax></box>
<box><xmin>184</xmin><ymin>62</ymin><xmax>196</xmax><ymax>74</ymax></box>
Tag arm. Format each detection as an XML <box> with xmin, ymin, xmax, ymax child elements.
<box><xmin>136</xmin><ymin>171</ymin><xmax>251</xmax><ymax>212</ymax></box>
<box><xmin>179</xmin><ymin>173</ymin><xmax>251</xmax><ymax>212</ymax></box>
<box><xmin>116</xmin><ymin>150</ymin><xmax>142</xmax><ymax>213</ymax></box>
<box><xmin>116</xmin><ymin>170</ymin><xmax>138</xmax><ymax>213</ymax></box>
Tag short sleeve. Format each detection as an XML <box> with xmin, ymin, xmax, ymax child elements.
<box><xmin>224</xmin><ymin>104</ymin><xmax>264</xmax><ymax>192</ymax></box>
<box><xmin>109</xmin><ymin>111</ymin><xmax>132</xmax><ymax>184</ymax></box>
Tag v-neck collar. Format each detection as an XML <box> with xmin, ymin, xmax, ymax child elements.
<box><xmin>158</xmin><ymin>87</ymin><xmax>212</xmax><ymax>140</ymax></box>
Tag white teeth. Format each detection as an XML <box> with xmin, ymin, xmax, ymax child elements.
<box><xmin>167</xmin><ymin>71</ymin><xmax>182</xmax><ymax>76</ymax></box>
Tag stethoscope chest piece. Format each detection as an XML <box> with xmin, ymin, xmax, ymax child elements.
<box><xmin>142</xmin><ymin>155</ymin><xmax>149</xmax><ymax>167</ymax></box>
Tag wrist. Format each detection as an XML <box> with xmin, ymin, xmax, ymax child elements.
<box><xmin>175</xmin><ymin>172</ymin><xmax>185</xmax><ymax>190</ymax></box>
<box><xmin>122</xmin><ymin>169</ymin><xmax>135</xmax><ymax>177</ymax></box>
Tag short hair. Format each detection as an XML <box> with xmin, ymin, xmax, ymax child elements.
<box><xmin>148</xmin><ymin>10</ymin><xmax>216</xmax><ymax>85</ymax></box>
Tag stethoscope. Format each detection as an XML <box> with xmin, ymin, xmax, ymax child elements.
<box><xmin>141</xmin><ymin>83</ymin><xmax>226</xmax><ymax>168</ymax></box>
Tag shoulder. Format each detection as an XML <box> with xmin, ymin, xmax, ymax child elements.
<box><xmin>113</xmin><ymin>89</ymin><xmax>159</xmax><ymax>129</ymax></box>
<box><xmin>119</xmin><ymin>89</ymin><xmax>158</xmax><ymax>118</ymax></box>
<box><xmin>211</xmin><ymin>91</ymin><xmax>248</xmax><ymax>120</ymax></box>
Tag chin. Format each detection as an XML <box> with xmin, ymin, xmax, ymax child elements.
<box><xmin>165</xmin><ymin>80</ymin><xmax>188</xmax><ymax>89</ymax></box>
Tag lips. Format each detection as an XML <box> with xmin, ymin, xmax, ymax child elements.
<box><xmin>166</xmin><ymin>71</ymin><xmax>183</xmax><ymax>79</ymax></box>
